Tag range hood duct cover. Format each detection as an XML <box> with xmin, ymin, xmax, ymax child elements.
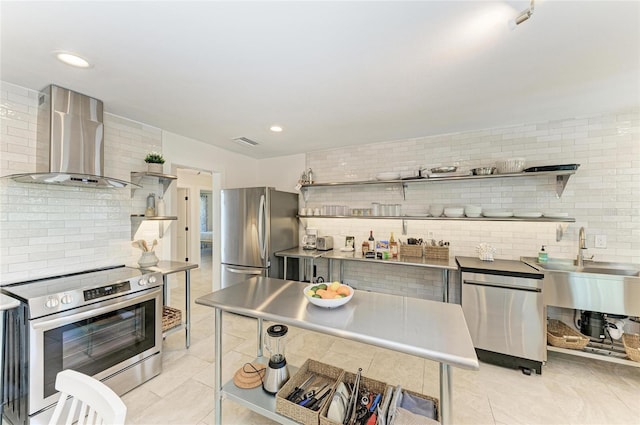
<box><xmin>7</xmin><ymin>85</ymin><xmax>136</xmax><ymax>188</ymax></box>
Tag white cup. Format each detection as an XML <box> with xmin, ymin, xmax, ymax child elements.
<box><xmin>314</xmin><ymin>208</ymin><xmax>321</xmax><ymax>216</ymax></box>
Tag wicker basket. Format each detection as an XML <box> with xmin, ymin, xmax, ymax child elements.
<box><xmin>162</xmin><ymin>306</ymin><xmax>182</xmax><ymax>332</ymax></box>
<box><xmin>424</xmin><ymin>246</ymin><xmax>449</xmax><ymax>260</ymax></box>
<box><xmin>400</xmin><ymin>244</ymin><xmax>423</xmax><ymax>258</ymax></box>
<box><xmin>320</xmin><ymin>372</ymin><xmax>390</xmax><ymax>425</ymax></box>
<box><xmin>276</xmin><ymin>359</ymin><xmax>344</xmax><ymax>425</ymax></box>
<box><xmin>402</xmin><ymin>388</ymin><xmax>440</xmax><ymax>423</ymax></box>
<box><xmin>546</xmin><ymin>319</ymin><xmax>589</xmax><ymax>350</ymax></box>
<box><xmin>622</xmin><ymin>333</ymin><xmax>640</xmax><ymax>362</ymax></box>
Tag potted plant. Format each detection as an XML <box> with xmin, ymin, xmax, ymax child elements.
<box><xmin>144</xmin><ymin>151</ymin><xmax>165</xmax><ymax>173</ymax></box>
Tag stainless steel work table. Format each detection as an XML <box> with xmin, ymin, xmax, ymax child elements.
<box><xmin>321</xmin><ymin>251</ymin><xmax>458</xmax><ymax>303</ymax></box>
<box><xmin>196</xmin><ymin>276</ymin><xmax>479</xmax><ymax>425</ymax></box>
<box><xmin>143</xmin><ymin>261</ymin><xmax>198</xmax><ymax>348</ymax></box>
<box><xmin>275</xmin><ymin>247</ymin><xmax>325</xmax><ymax>281</ymax></box>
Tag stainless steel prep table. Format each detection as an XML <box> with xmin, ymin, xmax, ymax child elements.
<box><xmin>321</xmin><ymin>251</ymin><xmax>458</xmax><ymax>302</ymax></box>
<box><xmin>275</xmin><ymin>247</ymin><xmax>325</xmax><ymax>281</ymax></box>
<box><xmin>142</xmin><ymin>261</ymin><xmax>198</xmax><ymax>348</ymax></box>
<box><xmin>196</xmin><ymin>276</ymin><xmax>479</xmax><ymax>425</ymax></box>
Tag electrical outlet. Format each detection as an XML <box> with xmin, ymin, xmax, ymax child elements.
<box><xmin>427</xmin><ymin>231</ymin><xmax>434</xmax><ymax>239</ymax></box>
<box><xmin>594</xmin><ymin>235</ymin><xmax>607</xmax><ymax>248</ymax></box>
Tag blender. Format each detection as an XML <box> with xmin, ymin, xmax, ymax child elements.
<box><xmin>262</xmin><ymin>324</ymin><xmax>290</xmax><ymax>393</ymax></box>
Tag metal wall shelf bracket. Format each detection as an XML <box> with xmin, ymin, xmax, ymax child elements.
<box><xmin>402</xmin><ymin>219</ymin><xmax>408</xmax><ymax>235</ymax></box>
<box><xmin>130</xmin><ymin>171</ymin><xmax>177</xmax><ymax>197</ymax></box>
<box><xmin>556</xmin><ymin>175</ymin><xmax>570</xmax><ymax>198</ymax></box>
<box><xmin>402</xmin><ymin>183</ymin><xmax>408</xmax><ymax>200</ymax></box>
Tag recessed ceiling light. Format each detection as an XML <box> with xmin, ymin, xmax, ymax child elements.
<box><xmin>54</xmin><ymin>51</ymin><xmax>92</xmax><ymax>68</ymax></box>
<box><xmin>270</xmin><ymin>125</ymin><xmax>283</xmax><ymax>132</ymax></box>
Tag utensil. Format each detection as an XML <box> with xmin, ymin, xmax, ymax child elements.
<box><xmin>286</xmin><ymin>374</ymin><xmax>316</xmax><ymax>401</ymax></box>
<box><xmin>430</xmin><ymin>166</ymin><xmax>457</xmax><ymax>173</ymax></box>
<box><xmin>345</xmin><ymin>368</ymin><xmax>362</xmax><ymax>425</ymax></box>
<box><xmin>142</xmin><ymin>240</ymin><xmax>150</xmax><ymax>252</ymax></box>
<box><xmin>471</xmin><ymin>167</ymin><xmax>496</xmax><ymax>175</ymax></box>
<box><xmin>300</xmin><ymin>383</ymin><xmax>329</xmax><ymax>407</ymax></box>
<box><xmin>308</xmin><ymin>386</ymin><xmax>333</xmax><ymax>411</ymax></box>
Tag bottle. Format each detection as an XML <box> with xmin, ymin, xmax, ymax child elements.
<box><xmin>145</xmin><ymin>193</ymin><xmax>156</xmax><ymax>217</ymax></box>
<box><xmin>307</xmin><ymin>168</ymin><xmax>314</xmax><ymax>184</ymax></box>
<box><xmin>368</xmin><ymin>230</ymin><xmax>375</xmax><ymax>253</ymax></box>
<box><xmin>156</xmin><ymin>195</ymin><xmax>166</xmax><ymax>216</ymax></box>
<box><xmin>390</xmin><ymin>232</ymin><xmax>399</xmax><ymax>258</ymax></box>
<box><xmin>538</xmin><ymin>245</ymin><xmax>548</xmax><ymax>263</ymax></box>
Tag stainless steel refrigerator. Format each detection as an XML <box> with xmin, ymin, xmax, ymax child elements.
<box><xmin>221</xmin><ymin>187</ymin><xmax>298</xmax><ymax>288</ymax></box>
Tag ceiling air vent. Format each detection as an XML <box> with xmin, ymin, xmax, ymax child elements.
<box><xmin>232</xmin><ymin>137</ymin><xmax>259</xmax><ymax>147</ymax></box>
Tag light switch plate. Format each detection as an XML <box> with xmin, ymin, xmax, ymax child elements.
<box><xmin>595</xmin><ymin>235</ymin><xmax>607</xmax><ymax>248</ymax></box>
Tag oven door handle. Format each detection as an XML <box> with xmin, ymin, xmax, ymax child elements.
<box><xmin>30</xmin><ymin>289</ymin><xmax>160</xmax><ymax>331</ymax></box>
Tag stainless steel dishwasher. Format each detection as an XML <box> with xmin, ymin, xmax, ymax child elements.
<box><xmin>457</xmin><ymin>257</ymin><xmax>545</xmax><ymax>375</ymax></box>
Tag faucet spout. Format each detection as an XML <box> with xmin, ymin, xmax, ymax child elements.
<box><xmin>577</xmin><ymin>227</ymin><xmax>587</xmax><ymax>266</ymax></box>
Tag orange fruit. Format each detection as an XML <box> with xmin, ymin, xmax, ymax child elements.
<box><xmin>321</xmin><ymin>290</ymin><xmax>338</xmax><ymax>299</ymax></box>
<box><xmin>337</xmin><ymin>286</ymin><xmax>351</xmax><ymax>296</ymax></box>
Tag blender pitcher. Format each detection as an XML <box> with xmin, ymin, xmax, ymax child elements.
<box><xmin>262</xmin><ymin>324</ymin><xmax>290</xmax><ymax>393</ymax></box>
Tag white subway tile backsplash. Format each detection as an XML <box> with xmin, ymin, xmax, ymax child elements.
<box><xmin>0</xmin><ymin>81</ymin><xmax>163</xmax><ymax>281</ymax></box>
<box><xmin>305</xmin><ymin>108</ymin><xmax>640</xmax><ymax>291</ymax></box>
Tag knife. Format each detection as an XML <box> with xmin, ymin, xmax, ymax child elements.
<box><xmin>307</xmin><ymin>386</ymin><xmax>332</xmax><ymax>411</ymax></box>
<box><xmin>286</xmin><ymin>374</ymin><xmax>316</xmax><ymax>401</ymax></box>
<box><xmin>299</xmin><ymin>384</ymin><xmax>329</xmax><ymax>406</ymax></box>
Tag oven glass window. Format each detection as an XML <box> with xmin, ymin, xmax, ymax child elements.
<box><xmin>43</xmin><ymin>299</ymin><xmax>156</xmax><ymax>398</ymax></box>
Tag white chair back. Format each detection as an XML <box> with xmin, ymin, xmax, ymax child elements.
<box><xmin>48</xmin><ymin>370</ymin><xmax>127</xmax><ymax>425</ymax></box>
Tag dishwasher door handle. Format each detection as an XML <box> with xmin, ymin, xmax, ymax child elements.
<box><xmin>463</xmin><ymin>279</ymin><xmax>542</xmax><ymax>292</ymax></box>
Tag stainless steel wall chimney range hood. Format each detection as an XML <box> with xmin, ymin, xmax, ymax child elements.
<box><xmin>5</xmin><ymin>85</ymin><xmax>136</xmax><ymax>188</ymax></box>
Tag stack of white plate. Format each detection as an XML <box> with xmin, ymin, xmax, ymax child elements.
<box><xmin>514</xmin><ymin>211</ymin><xmax>542</xmax><ymax>218</ymax></box>
<box><xmin>482</xmin><ymin>210</ymin><xmax>514</xmax><ymax>218</ymax></box>
<box><xmin>375</xmin><ymin>172</ymin><xmax>401</xmax><ymax>181</ymax></box>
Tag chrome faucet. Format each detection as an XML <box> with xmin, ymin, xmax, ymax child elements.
<box><xmin>577</xmin><ymin>227</ymin><xmax>587</xmax><ymax>266</ymax></box>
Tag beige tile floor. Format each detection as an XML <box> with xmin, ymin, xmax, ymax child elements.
<box><xmin>123</xmin><ymin>259</ymin><xmax>640</xmax><ymax>425</ymax></box>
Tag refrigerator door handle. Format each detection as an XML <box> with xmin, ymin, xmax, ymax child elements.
<box><xmin>258</xmin><ymin>194</ymin><xmax>266</xmax><ymax>260</ymax></box>
<box><xmin>225</xmin><ymin>267</ymin><xmax>264</xmax><ymax>275</ymax></box>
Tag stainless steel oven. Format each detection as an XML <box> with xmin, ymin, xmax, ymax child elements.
<box><xmin>2</xmin><ymin>266</ymin><xmax>163</xmax><ymax>425</ymax></box>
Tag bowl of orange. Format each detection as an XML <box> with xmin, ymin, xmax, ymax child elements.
<box><xmin>304</xmin><ymin>281</ymin><xmax>353</xmax><ymax>308</ymax></box>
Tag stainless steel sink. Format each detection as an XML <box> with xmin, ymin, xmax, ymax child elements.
<box><xmin>520</xmin><ymin>257</ymin><xmax>640</xmax><ymax>316</ymax></box>
<box><xmin>523</xmin><ymin>258</ymin><xmax>640</xmax><ymax>277</ymax></box>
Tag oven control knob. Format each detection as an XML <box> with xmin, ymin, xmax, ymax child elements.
<box><xmin>45</xmin><ymin>297</ymin><xmax>59</xmax><ymax>308</ymax></box>
<box><xmin>139</xmin><ymin>278</ymin><xmax>148</xmax><ymax>286</ymax></box>
<box><xmin>61</xmin><ymin>294</ymin><xmax>74</xmax><ymax>305</ymax></box>
<box><xmin>148</xmin><ymin>275</ymin><xmax>157</xmax><ymax>284</ymax></box>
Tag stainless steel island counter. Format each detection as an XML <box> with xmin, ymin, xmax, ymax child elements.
<box><xmin>196</xmin><ymin>276</ymin><xmax>479</xmax><ymax>424</ymax></box>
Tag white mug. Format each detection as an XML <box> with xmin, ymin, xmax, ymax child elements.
<box><xmin>314</xmin><ymin>208</ymin><xmax>321</xmax><ymax>216</ymax></box>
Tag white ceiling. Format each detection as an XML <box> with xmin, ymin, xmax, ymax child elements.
<box><xmin>1</xmin><ymin>1</ymin><xmax>639</xmax><ymax>159</ymax></box>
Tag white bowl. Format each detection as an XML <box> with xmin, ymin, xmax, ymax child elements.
<box><xmin>464</xmin><ymin>205</ymin><xmax>482</xmax><ymax>217</ymax></box>
<box><xmin>429</xmin><ymin>205</ymin><xmax>444</xmax><ymax>217</ymax></box>
<box><xmin>304</xmin><ymin>284</ymin><xmax>354</xmax><ymax>309</ymax></box>
<box><xmin>444</xmin><ymin>207</ymin><xmax>464</xmax><ymax>218</ymax></box>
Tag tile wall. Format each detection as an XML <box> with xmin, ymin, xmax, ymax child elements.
<box><xmin>0</xmin><ymin>82</ymin><xmax>162</xmax><ymax>283</ymax></box>
<box><xmin>302</xmin><ymin>109</ymin><xmax>640</xmax><ymax>301</ymax></box>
